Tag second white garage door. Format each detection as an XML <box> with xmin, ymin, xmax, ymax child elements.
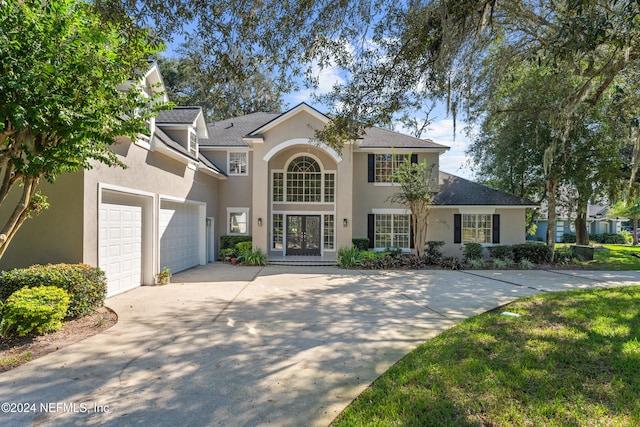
<box><xmin>159</xmin><ymin>201</ymin><xmax>201</xmax><ymax>274</ymax></box>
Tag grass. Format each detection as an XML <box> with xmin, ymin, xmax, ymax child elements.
<box><xmin>332</xmin><ymin>286</ymin><xmax>640</xmax><ymax>426</ymax></box>
<box><xmin>574</xmin><ymin>244</ymin><xmax>640</xmax><ymax>270</ymax></box>
<box><xmin>0</xmin><ymin>352</ymin><xmax>32</xmax><ymax>371</ymax></box>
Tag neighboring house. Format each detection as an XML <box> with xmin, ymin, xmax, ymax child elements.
<box><xmin>0</xmin><ymin>65</ymin><xmax>535</xmax><ymax>297</ymax></box>
<box><xmin>532</xmin><ymin>204</ymin><xmax>624</xmax><ymax>242</ymax></box>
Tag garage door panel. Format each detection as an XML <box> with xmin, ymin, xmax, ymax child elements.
<box><xmin>100</xmin><ymin>202</ymin><xmax>143</xmax><ymax>297</ymax></box>
<box><xmin>160</xmin><ymin>201</ymin><xmax>200</xmax><ymax>274</ymax></box>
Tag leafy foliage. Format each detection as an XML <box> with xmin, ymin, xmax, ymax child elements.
<box><xmin>220</xmin><ymin>235</ymin><xmax>252</xmax><ymax>250</ymax></box>
<box><xmin>241</xmin><ymin>249</ymin><xmax>268</xmax><ymax>266</ymax></box>
<box><xmin>0</xmin><ymin>0</ymin><xmax>164</xmax><ymax>258</ymax></box>
<box><xmin>2</xmin><ymin>286</ymin><xmax>70</xmax><ymax>337</ymax></box>
<box><xmin>488</xmin><ymin>245</ymin><xmax>514</xmax><ymax>260</ymax></box>
<box><xmin>235</xmin><ymin>241</ymin><xmax>253</xmax><ymax>257</ymax></box>
<box><xmin>337</xmin><ymin>246</ymin><xmax>361</xmax><ymax>269</ymax></box>
<box><xmin>0</xmin><ymin>264</ymin><xmax>107</xmax><ymax>318</ymax></box>
<box><xmin>462</xmin><ymin>243</ymin><xmax>484</xmax><ymax>261</ymax></box>
<box><xmin>512</xmin><ymin>244</ymin><xmax>553</xmax><ymax>265</ymax></box>
<box><xmin>351</xmin><ymin>238</ymin><xmax>370</xmax><ymax>251</ymax></box>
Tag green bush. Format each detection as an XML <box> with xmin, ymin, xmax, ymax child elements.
<box><xmin>241</xmin><ymin>248</ymin><xmax>268</xmax><ymax>266</ymax></box>
<box><xmin>0</xmin><ymin>264</ymin><xmax>106</xmax><ymax>318</ymax></box>
<box><xmin>352</xmin><ymin>238</ymin><xmax>370</xmax><ymax>251</ymax></box>
<box><xmin>220</xmin><ymin>235</ymin><xmax>252</xmax><ymax>250</ymax></box>
<box><xmin>511</xmin><ymin>243</ymin><xmax>552</xmax><ymax>264</ymax></box>
<box><xmin>425</xmin><ymin>241</ymin><xmax>445</xmax><ymax>265</ymax></box>
<box><xmin>488</xmin><ymin>245</ymin><xmax>513</xmax><ymax>260</ymax></box>
<box><xmin>462</xmin><ymin>243</ymin><xmax>484</xmax><ymax>261</ymax></box>
<box><xmin>439</xmin><ymin>256</ymin><xmax>464</xmax><ymax>270</ymax></box>
<box><xmin>337</xmin><ymin>246</ymin><xmax>361</xmax><ymax>268</ymax></box>
<box><xmin>562</xmin><ymin>233</ymin><xmax>577</xmax><ymax>243</ymax></box>
<box><xmin>235</xmin><ymin>241</ymin><xmax>253</xmax><ymax>256</ymax></box>
<box><xmin>3</xmin><ymin>286</ymin><xmax>70</xmax><ymax>336</ymax></box>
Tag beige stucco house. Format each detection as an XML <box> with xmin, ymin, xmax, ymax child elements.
<box><xmin>0</xmin><ymin>64</ymin><xmax>535</xmax><ymax>297</ymax></box>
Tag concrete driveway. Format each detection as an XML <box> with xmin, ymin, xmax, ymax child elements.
<box><xmin>0</xmin><ymin>265</ymin><xmax>638</xmax><ymax>426</ymax></box>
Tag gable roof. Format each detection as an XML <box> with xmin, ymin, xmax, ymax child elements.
<box><xmin>435</xmin><ymin>172</ymin><xmax>537</xmax><ymax>206</ymax></box>
<box><xmin>156</xmin><ymin>106</ymin><xmax>203</xmax><ymax>125</ymax></box>
<box><xmin>153</xmin><ymin>126</ymin><xmax>226</xmax><ymax>177</ymax></box>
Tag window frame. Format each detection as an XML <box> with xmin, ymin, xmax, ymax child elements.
<box><xmin>461</xmin><ymin>213</ymin><xmax>492</xmax><ymax>244</ymax></box>
<box><xmin>374</xmin><ymin>153</ymin><xmax>409</xmax><ymax>184</ymax></box>
<box><xmin>373</xmin><ymin>212</ymin><xmax>411</xmax><ymax>250</ymax></box>
<box><xmin>228</xmin><ymin>151</ymin><xmax>249</xmax><ymax>176</ymax></box>
<box><xmin>226</xmin><ymin>207</ymin><xmax>250</xmax><ymax>235</ymax></box>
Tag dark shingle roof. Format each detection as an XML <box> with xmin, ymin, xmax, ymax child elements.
<box><xmin>156</xmin><ymin>106</ymin><xmax>202</xmax><ymax>124</ymax></box>
<box><xmin>203</xmin><ymin>112</ymin><xmax>281</xmax><ymax>147</ymax></box>
<box><xmin>435</xmin><ymin>172</ymin><xmax>537</xmax><ymax>206</ymax></box>
<box><xmin>153</xmin><ymin>127</ymin><xmax>225</xmax><ymax>175</ymax></box>
<box><xmin>359</xmin><ymin>126</ymin><xmax>447</xmax><ymax>150</ymax></box>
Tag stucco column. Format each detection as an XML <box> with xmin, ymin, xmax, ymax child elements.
<box><xmin>336</xmin><ymin>144</ymin><xmax>354</xmax><ymax>250</ymax></box>
<box><xmin>252</xmin><ymin>146</ymin><xmax>269</xmax><ymax>252</ymax></box>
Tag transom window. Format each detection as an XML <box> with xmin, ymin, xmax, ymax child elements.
<box><xmin>375</xmin><ymin>214</ymin><xmax>410</xmax><ymax>249</ymax></box>
<box><xmin>462</xmin><ymin>214</ymin><xmax>492</xmax><ymax>243</ymax></box>
<box><xmin>375</xmin><ymin>154</ymin><xmax>409</xmax><ymax>183</ymax></box>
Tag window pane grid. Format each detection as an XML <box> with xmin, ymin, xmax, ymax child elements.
<box><xmin>286</xmin><ymin>157</ymin><xmax>322</xmax><ymax>202</ymax></box>
<box><xmin>324</xmin><ymin>215</ymin><xmax>334</xmax><ymax>249</ymax></box>
<box><xmin>324</xmin><ymin>173</ymin><xmax>335</xmax><ymax>202</ymax></box>
<box><xmin>462</xmin><ymin>214</ymin><xmax>492</xmax><ymax>244</ymax></box>
<box><xmin>272</xmin><ymin>214</ymin><xmax>283</xmax><ymax>249</ymax></box>
<box><xmin>374</xmin><ymin>154</ymin><xmax>408</xmax><ymax>183</ymax></box>
<box><xmin>229</xmin><ymin>152</ymin><xmax>247</xmax><ymax>175</ymax></box>
<box><xmin>273</xmin><ymin>172</ymin><xmax>283</xmax><ymax>202</ymax></box>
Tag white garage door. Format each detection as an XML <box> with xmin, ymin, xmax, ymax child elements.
<box><xmin>160</xmin><ymin>201</ymin><xmax>201</xmax><ymax>274</ymax></box>
<box><xmin>99</xmin><ymin>203</ymin><xmax>143</xmax><ymax>297</ymax></box>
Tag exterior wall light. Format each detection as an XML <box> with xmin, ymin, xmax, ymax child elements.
<box><xmin>258</xmin><ymin>218</ymin><xmax>263</xmax><ymax>227</ymax></box>
<box><xmin>343</xmin><ymin>218</ymin><xmax>348</xmax><ymax>227</ymax></box>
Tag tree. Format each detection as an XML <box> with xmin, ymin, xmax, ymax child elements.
<box><xmin>610</xmin><ymin>200</ymin><xmax>640</xmax><ymax>245</ymax></box>
<box><xmin>388</xmin><ymin>158</ymin><xmax>434</xmax><ymax>257</ymax></box>
<box><xmin>0</xmin><ymin>0</ymin><xmax>163</xmax><ymax>259</ymax></box>
<box><xmin>157</xmin><ymin>54</ymin><xmax>284</xmax><ymax>122</ymax></box>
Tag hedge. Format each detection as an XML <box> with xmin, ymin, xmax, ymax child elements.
<box><xmin>563</xmin><ymin>232</ymin><xmax>628</xmax><ymax>244</ymax></box>
<box><xmin>3</xmin><ymin>285</ymin><xmax>70</xmax><ymax>336</ymax></box>
<box><xmin>220</xmin><ymin>235</ymin><xmax>252</xmax><ymax>250</ymax></box>
<box><xmin>511</xmin><ymin>243</ymin><xmax>553</xmax><ymax>264</ymax></box>
<box><xmin>488</xmin><ymin>245</ymin><xmax>514</xmax><ymax>260</ymax></box>
<box><xmin>0</xmin><ymin>264</ymin><xmax>106</xmax><ymax>318</ymax></box>
<box><xmin>352</xmin><ymin>238</ymin><xmax>370</xmax><ymax>251</ymax></box>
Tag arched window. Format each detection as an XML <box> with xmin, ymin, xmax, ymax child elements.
<box><xmin>286</xmin><ymin>156</ymin><xmax>322</xmax><ymax>202</ymax></box>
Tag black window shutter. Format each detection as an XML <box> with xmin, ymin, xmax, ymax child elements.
<box><xmin>409</xmin><ymin>217</ymin><xmax>414</xmax><ymax>249</ymax></box>
<box><xmin>410</xmin><ymin>153</ymin><xmax>418</xmax><ymax>164</ymax></box>
<box><xmin>492</xmin><ymin>214</ymin><xmax>500</xmax><ymax>244</ymax></box>
<box><xmin>454</xmin><ymin>214</ymin><xmax>462</xmax><ymax>244</ymax></box>
<box><xmin>368</xmin><ymin>154</ymin><xmax>375</xmax><ymax>182</ymax></box>
<box><xmin>367</xmin><ymin>214</ymin><xmax>375</xmax><ymax>248</ymax></box>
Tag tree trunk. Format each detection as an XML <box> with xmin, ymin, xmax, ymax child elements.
<box><xmin>0</xmin><ymin>175</ymin><xmax>41</xmax><ymax>259</ymax></box>
<box><xmin>546</xmin><ymin>178</ymin><xmax>558</xmax><ymax>260</ymax></box>
<box><xmin>634</xmin><ymin>217</ymin><xmax>639</xmax><ymax>246</ymax></box>
<box><xmin>575</xmin><ymin>200</ymin><xmax>589</xmax><ymax>245</ymax></box>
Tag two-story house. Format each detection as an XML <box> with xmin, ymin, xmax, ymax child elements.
<box><xmin>0</xmin><ymin>64</ymin><xmax>535</xmax><ymax>297</ymax></box>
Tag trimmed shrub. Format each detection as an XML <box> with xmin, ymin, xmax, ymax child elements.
<box><xmin>352</xmin><ymin>238</ymin><xmax>370</xmax><ymax>251</ymax></box>
<box><xmin>602</xmin><ymin>233</ymin><xmax>628</xmax><ymax>244</ymax></box>
<box><xmin>562</xmin><ymin>233</ymin><xmax>577</xmax><ymax>243</ymax></box>
<box><xmin>462</xmin><ymin>243</ymin><xmax>484</xmax><ymax>261</ymax></box>
<box><xmin>3</xmin><ymin>286</ymin><xmax>70</xmax><ymax>336</ymax></box>
<box><xmin>220</xmin><ymin>235</ymin><xmax>252</xmax><ymax>250</ymax></box>
<box><xmin>511</xmin><ymin>243</ymin><xmax>553</xmax><ymax>264</ymax></box>
<box><xmin>0</xmin><ymin>264</ymin><xmax>106</xmax><ymax>318</ymax></box>
<box><xmin>235</xmin><ymin>241</ymin><xmax>253</xmax><ymax>256</ymax></box>
<box><xmin>440</xmin><ymin>256</ymin><xmax>464</xmax><ymax>270</ymax></box>
<box><xmin>488</xmin><ymin>245</ymin><xmax>513</xmax><ymax>260</ymax></box>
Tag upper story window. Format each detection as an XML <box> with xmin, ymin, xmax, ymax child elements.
<box><xmin>286</xmin><ymin>156</ymin><xmax>322</xmax><ymax>202</ymax></box>
<box><xmin>374</xmin><ymin>154</ymin><xmax>409</xmax><ymax>183</ymax></box>
<box><xmin>188</xmin><ymin>129</ymin><xmax>198</xmax><ymax>157</ymax></box>
<box><xmin>228</xmin><ymin>151</ymin><xmax>248</xmax><ymax>175</ymax></box>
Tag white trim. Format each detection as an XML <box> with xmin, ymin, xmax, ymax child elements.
<box><xmin>263</xmin><ymin>138</ymin><xmax>342</xmax><ymax>163</ymax></box>
<box><xmin>159</xmin><ymin>197</ymin><xmax>207</xmax><ymax>268</ymax></box>
<box><xmin>249</xmin><ymin>103</ymin><xmax>330</xmax><ymax>136</ymax></box>
<box><xmin>372</xmin><ymin>208</ymin><xmax>411</xmax><ymax>215</ymax></box>
<box><xmin>227</xmin><ymin>150</ymin><xmax>249</xmax><ymax>176</ymax></box>
<box><xmin>431</xmin><ymin>205</ymin><xmax>531</xmax><ymax>210</ymax></box>
<box><xmin>226</xmin><ymin>207</ymin><xmax>250</xmax><ymax>235</ymax></box>
<box><xmin>458</xmin><ymin>207</ymin><xmax>496</xmax><ymax>215</ymax></box>
<box><xmin>357</xmin><ymin>147</ymin><xmax>447</xmax><ymax>153</ymax></box>
<box><xmin>270</xmin><ymin>211</ymin><xmax>336</xmax><ymax>257</ymax></box>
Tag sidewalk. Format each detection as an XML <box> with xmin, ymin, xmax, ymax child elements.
<box><xmin>0</xmin><ymin>265</ymin><xmax>637</xmax><ymax>426</ymax></box>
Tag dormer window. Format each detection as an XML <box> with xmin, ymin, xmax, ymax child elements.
<box><xmin>188</xmin><ymin>129</ymin><xmax>198</xmax><ymax>157</ymax></box>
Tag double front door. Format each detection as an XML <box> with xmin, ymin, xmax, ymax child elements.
<box><xmin>286</xmin><ymin>215</ymin><xmax>321</xmax><ymax>256</ymax></box>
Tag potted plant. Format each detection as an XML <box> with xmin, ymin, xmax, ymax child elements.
<box><xmin>155</xmin><ymin>266</ymin><xmax>171</xmax><ymax>285</ymax></box>
<box><xmin>220</xmin><ymin>248</ymin><xmax>236</xmax><ymax>263</ymax></box>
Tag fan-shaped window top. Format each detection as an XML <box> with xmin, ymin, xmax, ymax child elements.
<box><xmin>287</xmin><ymin>156</ymin><xmax>320</xmax><ymax>173</ymax></box>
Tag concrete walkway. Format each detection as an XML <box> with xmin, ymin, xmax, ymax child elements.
<box><xmin>0</xmin><ymin>265</ymin><xmax>638</xmax><ymax>426</ymax></box>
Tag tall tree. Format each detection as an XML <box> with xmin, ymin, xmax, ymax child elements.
<box><xmin>157</xmin><ymin>54</ymin><xmax>284</xmax><ymax>122</ymax></box>
<box><xmin>0</xmin><ymin>0</ymin><xmax>163</xmax><ymax>258</ymax></box>
<box><xmin>388</xmin><ymin>158</ymin><xmax>435</xmax><ymax>257</ymax></box>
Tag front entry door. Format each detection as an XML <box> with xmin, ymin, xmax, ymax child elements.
<box><xmin>286</xmin><ymin>215</ymin><xmax>321</xmax><ymax>255</ymax></box>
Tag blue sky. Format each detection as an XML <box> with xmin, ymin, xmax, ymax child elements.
<box><xmin>283</xmin><ymin>65</ymin><xmax>475</xmax><ymax>180</ymax></box>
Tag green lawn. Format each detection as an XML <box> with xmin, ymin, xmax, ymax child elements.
<box><xmin>332</xmin><ymin>286</ymin><xmax>640</xmax><ymax>426</ymax></box>
<box><xmin>575</xmin><ymin>244</ymin><xmax>640</xmax><ymax>270</ymax></box>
